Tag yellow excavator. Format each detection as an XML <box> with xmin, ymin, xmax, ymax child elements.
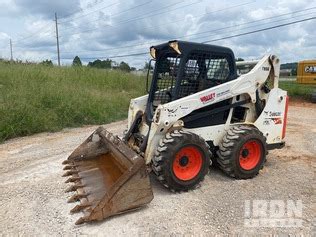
<box><xmin>63</xmin><ymin>40</ymin><xmax>288</xmax><ymax>224</ymax></box>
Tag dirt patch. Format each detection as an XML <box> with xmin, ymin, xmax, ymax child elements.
<box><xmin>0</xmin><ymin>105</ymin><xmax>315</xmax><ymax>235</ymax></box>
<box><xmin>289</xmin><ymin>97</ymin><xmax>316</xmax><ymax>108</ymax></box>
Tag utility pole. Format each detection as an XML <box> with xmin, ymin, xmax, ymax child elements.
<box><xmin>54</xmin><ymin>12</ymin><xmax>61</xmax><ymax>66</ymax></box>
<box><xmin>10</xmin><ymin>39</ymin><xmax>13</xmax><ymax>62</ymax></box>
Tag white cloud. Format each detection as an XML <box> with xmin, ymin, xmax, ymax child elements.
<box><xmin>0</xmin><ymin>0</ymin><xmax>314</xmax><ymax>67</ymax></box>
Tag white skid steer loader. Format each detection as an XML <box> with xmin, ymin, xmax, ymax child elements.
<box><xmin>62</xmin><ymin>40</ymin><xmax>289</xmax><ymax>224</ymax></box>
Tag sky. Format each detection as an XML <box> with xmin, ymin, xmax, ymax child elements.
<box><xmin>0</xmin><ymin>0</ymin><xmax>315</xmax><ymax>68</ymax></box>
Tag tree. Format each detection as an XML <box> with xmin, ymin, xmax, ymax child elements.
<box><xmin>291</xmin><ymin>67</ymin><xmax>297</xmax><ymax>76</ymax></box>
<box><xmin>87</xmin><ymin>59</ymin><xmax>112</xmax><ymax>69</ymax></box>
<box><xmin>40</xmin><ymin>59</ymin><xmax>53</xmax><ymax>66</ymax></box>
<box><xmin>119</xmin><ymin>61</ymin><xmax>131</xmax><ymax>72</ymax></box>
<box><xmin>236</xmin><ymin>58</ymin><xmax>245</xmax><ymax>62</ymax></box>
<box><xmin>72</xmin><ymin>56</ymin><xmax>82</xmax><ymax>67</ymax></box>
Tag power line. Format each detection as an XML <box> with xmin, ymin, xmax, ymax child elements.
<box><xmin>59</xmin><ymin>0</ymin><xmax>198</xmax><ymax>35</ymax></box>
<box><xmin>60</xmin><ymin>1</ymin><xmax>255</xmax><ymax>54</ymax></box>
<box><xmin>202</xmin><ymin>16</ymin><xmax>316</xmax><ymax>43</ymax></box>
<box><xmin>13</xmin><ymin>22</ymin><xmax>54</xmax><ymax>44</ymax></box>
<box><xmin>13</xmin><ymin>1</ymin><xmax>119</xmax><ymax>44</ymax></box>
<box><xmin>59</xmin><ymin>0</ymin><xmax>182</xmax><ymax>32</ymax></box>
<box><xmin>60</xmin><ymin>15</ymin><xmax>316</xmax><ymax>60</ymax></box>
<box><xmin>59</xmin><ymin>0</ymin><xmax>118</xmax><ymax>20</ymax></box>
<box><xmin>60</xmin><ymin>7</ymin><xmax>316</xmax><ymax>56</ymax></box>
<box><xmin>13</xmin><ymin>1</ymin><xmax>139</xmax><ymax>45</ymax></box>
<box><xmin>10</xmin><ymin>0</ymin><xmax>199</xmax><ymax>49</ymax></box>
<box><xmin>60</xmin><ymin>0</ymin><xmax>155</xmax><ymax>29</ymax></box>
<box><xmin>178</xmin><ymin>7</ymin><xmax>316</xmax><ymax>39</ymax></box>
<box><xmin>59</xmin><ymin>1</ymin><xmax>120</xmax><ymax>24</ymax></box>
<box><xmin>183</xmin><ymin>11</ymin><xmax>316</xmax><ymax>42</ymax></box>
<box><xmin>131</xmin><ymin>1</ymin><xmax>255</xmax><ymax>35</ymax></box>
<box><xmin>58</xmin><ymin>52</ymin><xmax>148</xmax><ymax>60</ymax></box>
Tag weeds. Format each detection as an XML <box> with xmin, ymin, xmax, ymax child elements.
<box><xmin>0</xmin><ymin>63</ymin><xmax>146</xmax><ymax>142</ymax></box>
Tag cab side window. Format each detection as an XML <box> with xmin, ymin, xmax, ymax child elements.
<box><xmin>206</xmin><ymin>58</ymin><xmax>230</xmax><ymax>81</ymax></box>
<box><xmin>178</xmin><ymin>52</ymin><xmax>231</xmax><ymax>98</ymax></box>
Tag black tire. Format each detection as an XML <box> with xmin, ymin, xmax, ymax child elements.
<box><xmin>217</xmin><ymin>125</ymin><xmax>267</xmax><ymax>179</ymax></box>
<box><xmin>152</xmin><ymin>130</ymin><xmax>211</xmax><ymax>192</ymax></box>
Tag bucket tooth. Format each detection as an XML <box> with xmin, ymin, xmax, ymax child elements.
<box><xmin>70</xmin><ymin>203</ymin><xmax>91</xmax><ymax>213</ymax></box>
<box><xmin>62</xmin><ymin>170</ymin><xmax>78</xmax><ymax>177</ymax></box>
<box><xmin>65</xmin><ymin>177</ymin><xmax>80</xmax><ymax>183</ymax></box>
<box><xmin>65</xmin><ymin>184</ymin><xmax>84</xmax><ymax>193</ymax></box>
<box><xmin>75</xmin><ymin>217</ymin><xmax>87</xmax><ymax>225</ymax></box>
<box><xmin>67</xmin><ymin>193</ymin><xmax>88</xmax><ymax>203</ymax></box>
<box><xmin>62</xmin><ymin>160</ymin><xmax>71</xmax><ymax>165</ymax></box>
<box><xmin>63</xmin><ymin>127</ymin><xmax>154</xmax><ymax>224</ymax></box>
<box><xmin>63</xmin><ymin>165</ymin><xmax>76</xmax><ymax>170</ymax></box>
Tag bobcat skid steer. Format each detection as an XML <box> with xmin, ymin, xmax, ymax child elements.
<box><xmin>62</xmin><ymin>40</ymin><xmax>288</xmax><ymax>224</ymax></box>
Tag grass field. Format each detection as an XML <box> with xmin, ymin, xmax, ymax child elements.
<box><xmin>0</xmin><ymin>63</ymin><xmax>146</xmax><ymax>142</ymax></box>
<box><xmin>0</xmin><ymin>63</ymin><xmax>315</xmax><ymax>142</ymax></box>
<box><xmin>279</xmin><ymin>80</ymin><xmax>316</xmax><ymax>100</ymax></box>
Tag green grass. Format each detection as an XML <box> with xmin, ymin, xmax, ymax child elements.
<box><xmin>279</xmin><ymin>80</ymin><xmax>316</xmax><ymax>100</ymax></box>
<box><xmin>1</xmin><ymin>62</ymin><xmax>315</xmax><ymax>143</ymax></box>
<box><xmin>0</xmin><ymin>63</ymin><xmax>146</xmax><ymax>142</ymax></box>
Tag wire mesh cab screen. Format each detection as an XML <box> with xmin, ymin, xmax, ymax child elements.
<box><xmin>151</xmin><ymin>51</ymin><xmax>231</xmax><ymax>107</ymax></box>
<box><xmin>152</xmin><ymin>55</ymin><xmax>180</xmax><ymax>106</ymax></box>
<box><xmin>178</xmin><ymin>52</ymin><xmax>230</xmax><ymax>98</ymax></box>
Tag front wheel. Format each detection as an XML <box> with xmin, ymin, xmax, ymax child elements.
<box><xmin>152</xmin><ymin>130</ymin><xmax>211</xmax><ymax>192</ymax></box>
<box><xmin>217</xmin><ymin>125</ymin><xmax>267</xmax><ymax>179</ymax></box>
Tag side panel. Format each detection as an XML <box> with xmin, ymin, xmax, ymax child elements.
<box><xmin>185</xmin><ymin>124</ymin><xmax>226</xmax><ymax>146</ymax></box>
<box><xmin>127</xmin><ymin>94</ymin><xmax>148</xmax><ymax>130</ymax></box>
<box><xmin>254</xmin><ymin>88</ymin><xmax>287</xmax><ymax>144</ymax></box>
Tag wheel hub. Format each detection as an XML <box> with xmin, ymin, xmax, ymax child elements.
<box><xmin>239</xmin><ymin>140</ymin><xmax>262</xmax><ymax>170</ymax></box>
<box><xmin>241</xmin><ymin>149</ymin><xmax>249</xmax><ymax>158</ymax></box>
<box><xmin>179</xmin><ymin>156</ymin><xmax>189</xmax><ymax>166</ymax></box>
<box><xmin>172</xmin><ymin>146</ymin><xmax>203</xmax><ymax>181</ymax></box>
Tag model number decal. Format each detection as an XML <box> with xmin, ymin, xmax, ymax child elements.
<box><xmin>200</xmin><ymin>92</ymin><xmax>216</xmax><ymax>104</ymax></box>
<box><xmin>263</xmin><ymin>117</ymin><xmax>282</xmax><ymax>125</ymax></box>
<box><xmin>217</xmin><ymin>89</ymin><xmax>229</xmax><ymax>97</ymax></box>
<box><xmin>262</xmin><ymin>66</ymin><xmax>270</xmax><ymax>71</ymax></box>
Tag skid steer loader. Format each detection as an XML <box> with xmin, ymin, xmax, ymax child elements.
<box><xmin>62</xmin><ymin>40</ymin><xmax>288</xmax><ymax>225</ymax></box>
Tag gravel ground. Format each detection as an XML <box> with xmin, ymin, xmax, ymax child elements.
<box><xmin>0</xmin><ymin>102</ymin><xmax>315</xmax><ymax>236</ymax></box>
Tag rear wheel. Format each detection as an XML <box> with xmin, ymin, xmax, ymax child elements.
<box><xmin>217</xmin><ymin>125</ymin><xmax>266</xmax><ymax>179</ymax></box>
<box><xmin>152</xmin><ymin>130</ymin><xmax>211</xmax><ymax>192</ymax></box>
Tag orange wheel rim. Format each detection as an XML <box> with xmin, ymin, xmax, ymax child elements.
<box><xmin>239</xmin><ymin>140</ymin><xmax>262</xmax><ymax>170</ymax></box>
<box><xmin>173</xmin><ymin>145</ymin><xmax>203</xmax><ymax>181</ymax></box>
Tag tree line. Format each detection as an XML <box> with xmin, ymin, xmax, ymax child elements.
<box><xmin>72</xmin><ymin>56</ymin><xmax>136</xmax><ymax>72</ymax></box>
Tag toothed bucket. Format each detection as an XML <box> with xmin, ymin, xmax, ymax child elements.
<box><xmin>62</xmin><ymin>127</ymin><xmax>153</xmax><ymax>225</ymax></box>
